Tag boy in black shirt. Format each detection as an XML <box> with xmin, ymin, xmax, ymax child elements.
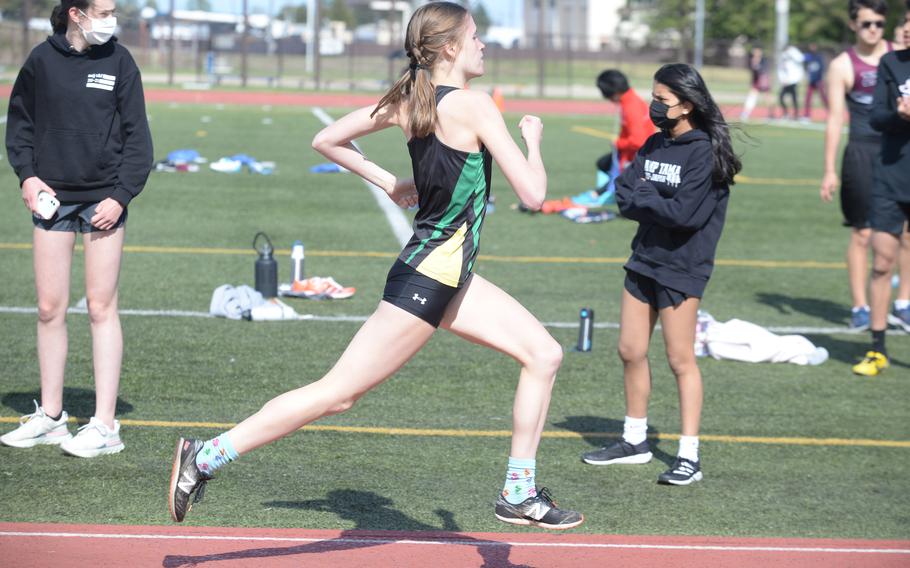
<box><xmin>854</xmin><ymin>3</ymin><xmax>910</xmax><ymax>376</ymax></box>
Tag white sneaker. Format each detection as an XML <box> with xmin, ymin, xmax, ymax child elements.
<box><xmin>60</xmin><ymin>417</ymin><xmax>125</xmax><ymax>458</ymax></box>
<box><xmin>0</xmin><ymin>401</ymin><xmax>72</xmax><ymax>448</ymax></box>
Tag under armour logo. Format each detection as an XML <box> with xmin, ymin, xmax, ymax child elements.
<box><xmin>411</xmin><ymin>293</ymin><xmax>427</xmax><ymax>305</ymax></box>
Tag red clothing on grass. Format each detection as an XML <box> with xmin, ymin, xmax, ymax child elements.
<box><xmin>615</xmin><ymin>89</ymin><xmax>654</xmax><ymax>169</ymax></box>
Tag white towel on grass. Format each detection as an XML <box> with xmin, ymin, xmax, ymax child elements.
<box><xmin>209</xmin><ymin>284</ymin><xmax>265</xmax><ymax>320</ymax></box>
<box><xmin>705</xmin><ymin>318</ymin><xmax>828</xmax><ymax>366</ymax></box>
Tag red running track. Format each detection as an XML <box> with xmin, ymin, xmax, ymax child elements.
<box><xmin>0</xmin><ymin>84</ymin><xmax>829</xmax><ymax>120</ymax></box>
<box><xmin>1</xmin><ymin>522</ymin><xmax>908</xmax><ymax>568</ymax></box>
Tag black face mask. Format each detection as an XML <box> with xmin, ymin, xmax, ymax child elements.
<box><xmin>649</xmin><ymin>100</ymin><xmax>682</xmax><ymax>130</ymax></box>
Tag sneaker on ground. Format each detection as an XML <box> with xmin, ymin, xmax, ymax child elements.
<box><xmin>888</xmin><ymin>304</ymin><xmax>910</xmax><ymax>333</ymax></box>
<box><xmin>581</xmin><ymin>439</ymin><xmax>652</xmax><ymax>465</ymax></box>
<box><xmin>0</xmin><ymin>400</ymin><xmax>72</xmax><ymax>448</ymax></box>
<box><xmin>571</xmin><ymin>189</ymin><xmax>616</xmax><ymax>208</ymax></box>
<box><xmin>60</xmin><ymin>417</ymin><xmax>124</xmax><ymax>458</ymax></box>
<box><xmin>657</xmin><ymin>457</ymin><xmax>703</xmax><ymax>485</ymax></box>
<box><xmin>540</xmin><ymin>197</ymin><xmax>578</xmax><ymax>215</ymax></box>
<box><xmin>494</xmin><ymin>487</ymin><xmax>584</xmax><ymax>530</ymax></box>
<box><xmin>169</xmin><ymin>437</ymin><xmax>214</xmax><ymax>522</ymax></box>
<box><xmin>852</xmin><ymin>351</ymin><xmax>889</xmax><ymax>376</ymax></box>
<box><xmin>850</xmin><ymin>306</ymin><xmax>870</xmax><ymax>330</ymax></box>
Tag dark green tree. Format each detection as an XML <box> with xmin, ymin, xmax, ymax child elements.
<box><xmin>645</xmin><ymin>0</ymin><xmax>895</xmax><ymax>52</ymax></box>
<box><xmin>186</xmin><ymin>0</ymin><xmax>211</xmax><ymax>12</ymax></box>
<box><xmin>279</xmin><ymin>3</ymin><xmax>307</xmax><ymax>23</ymax></box>
<box><xmin>327</xmin><ymin>0</ymin><xmax>354</xmax><ymax>27</ymax></box>
<box><xmin>0</xmin><ymin>0</ymin><xmax>57</xmax><ymax>21</ymax></box>
<box><xmin>472</xmin><ymin>2</ymin><xmax>491</xmax><ymax>35</ymax></box>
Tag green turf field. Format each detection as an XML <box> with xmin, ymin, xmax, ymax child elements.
<box><xmin>0</xmin><ymin>100</ymin><xmax>907</xmax><ymax>539</ymax></box>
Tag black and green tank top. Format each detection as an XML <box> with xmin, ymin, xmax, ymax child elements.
<box><xmin>399</xmin><ymin>86</ymin><xmax>493</xmax><ymax>287</ymax></box>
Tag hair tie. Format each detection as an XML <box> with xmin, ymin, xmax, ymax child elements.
<box><xmin>409</xmin><ymin>62</ymin><xmax>427</xmax><ymax>71</ymax></box>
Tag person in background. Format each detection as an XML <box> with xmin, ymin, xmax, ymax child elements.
<box><xmin>1</xmin><ymin>0</ymin><xmax>153</xmax><ymax>457</ymax></box>
<box><xmin>853</xmin><ymin>1</ymin><xmax>910</xmax><ymax>376</ymax></box>
<box><xmin>820</xmin><ymin>0</ymin><xmax>909</xmax><ymax>332</ymax></box>
<box><xmin>740</xmin><ymin>46</ymin><xmax>773</xmax><ymax>121</ymax></box>
<box><xmin>571</xmin><ymin>69</ymin><xmax>654</xmax><ymax>208</ymax></box>
<box><xmin>777</xmin><ymin>45</ymin><xmax>805</xmax><ymax>120</ymax></box>
<box><xmin>803</xmin><ymin>43</ymin><xmax>829</xmax><ymax>120</ymax></box>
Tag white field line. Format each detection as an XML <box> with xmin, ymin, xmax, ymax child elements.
<box><xmin>310</xmin><ymin>107</ymin><xmax>412</xmax><ymax>248</ymax></box>
<box><xmin>0</xmin><ymin>306</ymin><xmax>905</xmax><ymax>336</ymax></box>
<box><xmin>0</xmin><ymin>531</ymin><xmax>907</xmax><ymax>555</ymax></box>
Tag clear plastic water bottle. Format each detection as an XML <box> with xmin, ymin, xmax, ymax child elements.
<box><xmin>576</xmin><ymin>307</ymin><xmax>594</xmax><ymax>352</ymax></box>
<box><xmin>291</xmin><ymin>240</ymin><xmax>305</xmax><ymax>283</ymax></box>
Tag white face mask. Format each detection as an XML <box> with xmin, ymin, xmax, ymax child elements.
<box><xmin>78</xmin><ymin>9</ymin><xmax>117</xmax><ymax>45</ymax></box>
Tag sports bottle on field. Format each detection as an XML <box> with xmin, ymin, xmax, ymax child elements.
<box><xmin>253</xmin><ymin>232</ymin><xmax>278</xmax><ymax>298</ymax></box>
<box><xmin>576</xmin><ymin>308</ymin><xmax>594</xmax><ymax>352</ymax></box>
<box><xmin>291</xmin><ymin>240</ymin><xmax>305</xmax><ymax>283</ymax></box>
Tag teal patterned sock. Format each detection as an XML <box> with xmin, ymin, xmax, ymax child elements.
<box><xmin>502</xmin><ymin>457</ymin><xmax>536</xmax><ymax>505</ymax></box>
<box><xmin>195</xmin><ymin>432</ymin><xmax>239</xmax><ymax>476</ymax></box>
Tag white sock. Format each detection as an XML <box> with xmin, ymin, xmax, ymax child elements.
<box><xmin>678</xmin><ymin>435</ymin><xmax>699</xmax><ymax>462</ymax></box>
<box><xmin>742</xmin><ymin>91</ymin><xmax>758</xmax><ymax>118</ymax></box>
<box><xmin>622</xmin><ymin>416</ymin><xmax>648</xmax><ymax>445</ymax></box>
<box><xmin>895</xmin><ymin>299</ymin><xmax>910</xmax><ymax>310</ymax></box>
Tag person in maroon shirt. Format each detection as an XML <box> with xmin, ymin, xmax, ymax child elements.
<box><xmin>821</xmin><ymin>0</ymin><xmax>910</xmax><ymax>332</ymax></box>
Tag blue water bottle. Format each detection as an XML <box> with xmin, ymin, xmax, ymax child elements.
<box><xmin>576</xmin><ymin>307</ymin><xmax>594</xmax><ymax>352</ymax></box>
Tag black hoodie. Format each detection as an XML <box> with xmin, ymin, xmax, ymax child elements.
<box><xmin>870</xmin><ymin>48</ymin><xmax>910</xmax><ymax>203</ymax></box>
<box><xmin>5</xmin><ymin>34</ymin><xmax>153</xmax><ymax>206</ymax></box>
<box><xmin>615</xmin><ymin>129</ymin><xmax>729</xmax><ymax>297</ymax></box>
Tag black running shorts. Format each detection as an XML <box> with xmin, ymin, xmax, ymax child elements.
<box><xmin>840</xmin><ymin>140</ymin><xmax>878</xmax><ymax>229</ymax></box>
<box><xmin>624</xmin><ymin>269</ymin><xmax>690</xmax><ymax>310</ymax></box>
<box><xmin>382</xmin><ymin>260</ymin><xmax>465</xmax><ymax>327</ymax></box>
<box><xmin>869</xmin><ymin>192</ymin><xmax>910</xmax><ymax>235</ymax></box>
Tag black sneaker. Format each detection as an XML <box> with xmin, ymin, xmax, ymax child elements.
<box><xmin>581</xmin><ymin>439</ymin><xmax>652</xmax><ymax>465</ymax></box>
<box><xmin>657</xmin><ymin>457</ymin><xmax>703</xmax><ymax>486</ymax></box>
<box><xmin>494</xmin><ymin>487</ymin><xmax>584</xmax><ymax>530</ymax></box>
<box><xmin>168</xmin><ymin>437</ymin><xmax>213</xmax><ymax>522</ymax></box>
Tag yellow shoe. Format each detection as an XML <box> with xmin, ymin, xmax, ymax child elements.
<box><xmin>852</xmin><ymin>351</ymin><xmax>889</xmax><ymax>376</ymax></box>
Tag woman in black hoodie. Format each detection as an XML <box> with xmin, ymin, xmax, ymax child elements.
<box><xmin>582</xmin><ymin>64</ymin><xmax>740</xmax><ymax>486</ymax></box>
<box><xmin>1</xmin><ymin>0</ymin><xmax>152</xmax><ymax>457</ymax></box>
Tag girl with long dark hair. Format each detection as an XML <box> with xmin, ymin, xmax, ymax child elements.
<box><xmin>168</xmin><ymin>1</ymin><xmax>582</xmax><ymax>530</ymax></box>
<box><xmin>582</xmin><ymin>63</ymin><xmax>740</xmax><ymax>486</ymax></box>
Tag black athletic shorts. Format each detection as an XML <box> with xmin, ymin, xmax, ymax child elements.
<box><xmin>840</xmin><ymin>140</ymin><xmax>878</xmax><ymax>229</ymax></box>
<box><xmin>382</xmin><ymin>259</ymin><xmax>465</xmax><ymax>327</ymax></box>
<box><xmin>869</xmin><ymin>192</ymin><xmax>910</xmax><ymax>235</ymax></box>
<box><xmin>624</xmin><ymin>269</ymin><xmax>690</xmax><ymax>310</ymax></box>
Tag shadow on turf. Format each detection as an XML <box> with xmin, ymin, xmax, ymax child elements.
<box><xmin>1</xmin><ymin>387</ymin><xmax>134</xmax><ymax>419</ymax></box>
<box><xmin>553</xmin><ymin>416</ymin><xmax>676</xmax><ymax>467</ymax></box>
<box><xmin>754</xmin><ymin>293</ymin><xmax>846</xmax><ymax>326</ymax></box>
<box><xmin>162</xmin><ymin>489</ymin><xmax>530</xmax><ymax>568</ymax></box>
<box><xmin>806</xmin><ymin>334</ymin><xmax>910</xmax><ymax>369</ymax></box>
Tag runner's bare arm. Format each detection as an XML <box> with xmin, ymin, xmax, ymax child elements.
<box><xmin>468</xmin><ymin>92</ymin><xmax>547</xmax><ymax>210</ymax></box>
<box><xmin>311</xmin><ymin>104</ymin><xmax>403</xmax><ymax>196</ymax></box>
<box><xmin>821</xmin><ymin>53</ymin><xmax>850</xmax><ymax>202</ymax></box>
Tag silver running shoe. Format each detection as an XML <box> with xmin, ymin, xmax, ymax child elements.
<box><xmin>168</xmin><ymin>438</ymin><xmax>213</xmax><ymax>522</ymax></box>
<box><xmin>494</xmin><ymin>487</ymin><xmax>584</xmax><ymax>530</ymax></box>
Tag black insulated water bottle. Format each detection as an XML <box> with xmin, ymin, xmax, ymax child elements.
<box><xmin>253</xmin><ymin>231</ymin><xmax>278</xmax><ymax>298</ymax></box>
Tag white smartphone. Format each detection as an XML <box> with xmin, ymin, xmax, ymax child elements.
<box><xmin>35</xmin><ymin>191</ymin><xmax>60</xmax><ymax>220</ymax></box>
